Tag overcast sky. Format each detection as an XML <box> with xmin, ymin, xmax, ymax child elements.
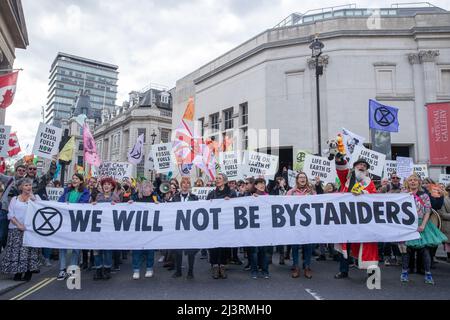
<box><xmin>5</xmin><ymin>0</ymin><xmax>450</xmax><ymax>153</ymax></box>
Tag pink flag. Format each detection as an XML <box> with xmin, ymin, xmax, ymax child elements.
<box><xmin>83</xmin><ymin>123</ymin><xmax>102</xmax><ymax>167</ymax></box>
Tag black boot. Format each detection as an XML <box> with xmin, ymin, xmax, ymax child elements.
<box><xmin>103</xmin><ymin>268</ymin><xmax>111</xmax><ymax>280</ymax></box>
<box><xmin>23</xmin><ymin>271</ymin><xmax>33</xmax><ymax>282</ymax></box>
<box><xmin>93</xmin><ymin>268</ymin><xmax>103</xmax><ymax>281</ymax></box>
<box><xmin>13</xmin><ymin>273</ymin><xmax>23</xmax><ymax>281</ymax></box>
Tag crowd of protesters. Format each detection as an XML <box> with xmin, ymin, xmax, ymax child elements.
<box><xmin>0</xmin><ymin>156</ymin><xmax>449</xmax><ymax>286</ymax></box>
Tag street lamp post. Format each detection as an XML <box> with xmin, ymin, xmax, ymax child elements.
<box><xmin>150</xmin><ymin>130</ymin><xmax>157</xmax><ymax>182</ymax></box>
<box><xmin>310</xmin><ymin>36</ymin><xmax>325</xmax><ymax>156</ymax></box>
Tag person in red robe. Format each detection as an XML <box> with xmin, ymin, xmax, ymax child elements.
<box><xmin>334</xmin><ymin>157</ymin><xmax>379</xmax><ymax>279</ymax></box>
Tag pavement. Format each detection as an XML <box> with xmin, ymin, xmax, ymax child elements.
<box><xmin>1</xmin><ymin>249</ymin><xmax>449</xmax><ymax>300</ymax></box>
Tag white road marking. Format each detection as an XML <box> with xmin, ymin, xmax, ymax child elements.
<box><xmin>305</xmin><ymin>288</ymin><xmax>325</xmax><ymax>301</ymax></box>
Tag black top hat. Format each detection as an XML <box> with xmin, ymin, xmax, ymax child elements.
<box><xmin>353</xmin><ymin>159</ymin><xmax>370</xmax><ymax>169</ymax></box>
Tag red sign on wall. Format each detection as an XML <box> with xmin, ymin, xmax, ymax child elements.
<box><xmin>427</xmin><ymin>102</ymin><xmax>450</xmax><ymax>165</ymax></box>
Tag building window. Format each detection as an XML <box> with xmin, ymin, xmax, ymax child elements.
<box><xmin>375</xmin><ymin>67</ymin><xmax>396</xmax><ymax>95</ymax></box>
<box><xmin>439</xmin><ymin>69</ymin><xmax>450</xmax><ymax>95</ymax></box>
<box><xmin>161</xmin><ymin>129</ymin><xmax>171</xmax><ymax>143</ymax></box>
<box><xmin>77</xmin><ymin>156</ymin><xmax>84</xmax><ymax>167</ymax></box>
<box><xmin>78</xmin><ymin>142</ymin><xmax>84</xmax><ymax>151</ymax></box>
<box><xmin>223</xmin><ymin>108</ymin><xmax>234</xmax><ymax>130</ymax></box>
<box><xmin>160</xmin><ymin>92</ymin><xmax>170</xmax><ymax>104</ymax></box>
<box><xmin>242</xmin><ymin>127</ymin><xmax>249</xmax><ymax>151</ymax></box>
<box><xmin>240</xmin><ymin>103</ymin><xmax>248</xmax><ymax>126</ymax></box>
<box><xmin>138</xmin><ymin>128</ymin><xmax>147</xmax><ymax>143</ymax></box>
<box><xmin>199</xmin><ymin>118</ymin><xmax>205</xmax><ymax>137</ymax></box>
<box><xmin>210</xmin><ymin>113</ymin><xmax>220</xmax><ymax>132</ymax></box>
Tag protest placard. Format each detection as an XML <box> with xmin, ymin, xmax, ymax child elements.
<box><xmin>439</xmin><ymin>174</ymin><xmax>450</xmax><ymax>185</ymax></box>
<box><xmin>413</xmin><ymin>164</ymin><xmax>429</xmax><ymax>180</ymax></box>
<box><xmin>342</xmin><ymin>128</ymin><xmax>366</xmax><ymax>161</ymax></box>
<box><xmin>192</xmin><ymin>187</ymin><xmax>215</xmax><ymax>201</ymax></box>
<box><xmin>383</xmin><ymin>160</ymin><xmax>397</xmax><ymax>180</ymax></box>
<box><xmin>45</xmin><ymin>187</ymin><xmax>65</xmax><ymax>202</ymax></box>
<box><xmin>293</xmin><ymin>150</ymin><xmax>310</xmax><ymax>172</ymax></box>
<box><xmin>350</xmin><ymin>145</ymin><xmax>386</xmax><ymax>177</ymax></box>
<box><xmin>303</xmin><ymin>155</ymin><xmax>338</xmax><ymax>184</ymax></box>
<box><xmin>241</xmin><ymin>151</ymin><xmax>279</xmax><ymax>180</ymax></box>
<box><xmin>288</xmin><ymin>170</ymin><xmax>298</xmax><ymax>188</ymax></box>
<box><xmin>396</xmin><ymin>157</ymin><xmax>414</xmax><ymax>181</ymax></box>
<box><xmin>98</xmin><ymin>162</ymin><xmax>133</xmax><ymax>180</ymax></box>
<box><xmin>0</xmin><ymin>125</ymin><xmax>11</xmax><ymax>157</ymax></box>
<box><xmin>32</xmin><ymin>123</ymin><xmax>62</xmax><ymax>160</ymax></box>
<box><xmin>220</xmin><ymin>152</ymin><xmax>242</xmax><ymax>181</ymax></box>
<box><xmin>151</xmin><ymin>143</ymin><xmax>174</xmax><ymax>174</ymax></box>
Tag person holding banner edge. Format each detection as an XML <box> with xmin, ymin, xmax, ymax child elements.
<box><xmin>334</xmin><ymin>156</ymin><xmax>379</xmax><ymax>280</ymax></box>
<box><xmin>0</xmin><ymin>178</ymin><xmax>42</xmax><ymax>282</ymax></box>
<box><xmin>171</xmin><ymin>177</ymin><xmax>200</xmax><ymax>280</ymax></box>
<box><xmin>286</xmin><ymin>172</ymin><xmax>317</xmax><ymax>279</ymax></box>
<box><xmin>90</xmin><ymin>177</ymin><xmax>122</xmax><ymax>281</ymax></box>
<box><xmin>207</xmin><ymin>173</ymin><xmax>237</xmax><ymax>280</ymax></box>
<box><xmin>128</xmin><ymin>181</ymin><xmax>161</xmax><ymax>280</ymax></box>
<box><xmin>57</xmin><ymin>174</ymin><xmax>90</xmax><ymax>281</ymax></box>
<box><xmin>400</xmin><ymin>174</ymin><xmax>448</xmax><ymax>285</ymax></box>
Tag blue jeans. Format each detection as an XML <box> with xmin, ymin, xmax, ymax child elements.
<box><xmin>132</xmin><ymin>250</ymin><xmax>155</xmax><ymax>273</ymax></box>
<box><xmin>42</xmin><ymin>248</ymin><xmax>52</xmax><ymax>259</ymax></box>
<box><xmin>292</xmin><ymin>244</ymin><xmax>313</xmax><ymax>268</ymax></box>
<box><xmin>94</xmin><ymin>250</ymin><xmax>113</xmax><ymax>269</ymax></box>
<box><xmin>0</xmin><ymin>210</ymin><xmax>9</xmax><ymax>251</ymax></box>
<box><xmin>59</xmin><ymin>249</ymin><xmax>80</xmax><ymax>271</ymax></box>
<box><xmin>250</xmin><ymin>247</ymin><xmax>269</xmax><ymax>275</ymax></box>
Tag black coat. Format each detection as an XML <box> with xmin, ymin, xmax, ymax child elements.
<box><xmin>171</xmin><ymin>193</ymin><xmax>199</xmax><ymax>202</ymax></box>
<box><xmin>206</xmin><ymin>186</ymin><xmax>237</xmax><ymax>200</ymax></box>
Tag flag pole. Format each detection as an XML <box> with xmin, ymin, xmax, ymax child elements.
<box><xmin>0</xmin><ymin>68</ymin><xmax>24</xmax><ymax>72</ymax></box>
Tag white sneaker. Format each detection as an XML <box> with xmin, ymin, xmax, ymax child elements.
<box><xmin>145</xmin><ymin>269</ymin><xmax>154</xmax><ymax>278</ymax></box>
<box><xmin>158</xmin><ymin>256</ymin><xmax>165</xmax><ymax>263</ymax></box>
<box><xmin>132</xmin><ymin>272</ymin><xmax>140</xmax><ymax>280</ymax></box>
<box><xmin>57</xmin><ymin>271</ymin><xmax>67</xmax><ymax>281</ymax></box>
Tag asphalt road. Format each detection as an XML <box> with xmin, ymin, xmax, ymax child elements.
<box><xmin>1</xmin><ymin>251</ymin><xmax>450</xmax><ymax>300</ymax></box>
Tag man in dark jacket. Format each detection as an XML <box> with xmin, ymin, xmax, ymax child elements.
<box><xmin>26</xmin><ymin>158</ymin><xmax>57</xmax><ymax>201</ymax></box>
<box><xmin>172</xmin><ymin>177</ymin><xmax>200</xmax><ymax>279</ymax></box>
<box><xmin>206</xmin><ymin>173</ymin><xmax>237</xmax><ymax>279</ymax></box>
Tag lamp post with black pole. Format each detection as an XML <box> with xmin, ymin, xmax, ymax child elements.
<box><xmin>150</xmin><ymin>130</ymin><xmax>157</xmax><ymax>183</ymax></box>
<box><xmin>310</xmin><ymin>36</ymin><xmax>325</xmax><ymax>156</ymax></box>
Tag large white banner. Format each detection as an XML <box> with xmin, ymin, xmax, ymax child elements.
<box><xmin>303</xmin><ymin>155</ymin><xmax>338</xmax><ymax>184</ymax></box>
<box><xmin>0</xmin><ymin>125</ymin><xmax>11</xmax><ymax>157</ymax></box>
<box><xmin>350</xmin><ymin>145</ymin><xmax>386</xmax><ymax>177</ymax></box>
<box><xmin>24</xmin><ymin>194</ymin><xmax>420</xmax><ymax>250</ymax></box>
<box><xmin>32</xmin><ymin>123</ymin><xmax>62</xmax><ymax>160</ymax></box>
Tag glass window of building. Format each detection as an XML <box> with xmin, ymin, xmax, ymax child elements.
<box><xmin>240</xmin><ymin>102</ymin><xmax>248</xmax><ymax>126</ymax></box>
<box><xmin>210</xmin><ymin>113</ymin><xmax>220</xmax><ymax>132</ymax></box>
<box><xmin>223</xmin><ymin>108</ymin><xmax>234</xmax><ymax>130</ymax></box>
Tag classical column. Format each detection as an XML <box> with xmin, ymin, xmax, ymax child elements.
<box><xmin>408</xmin><ymin>50</ymin><xmax>439</xmax><ymax>164</ymax></box>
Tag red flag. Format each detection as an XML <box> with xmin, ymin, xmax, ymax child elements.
<box><xmin>0</xmin><ymin>71</ymin><xmax>19</xmax><ymax>109</ymax></box>
<box><xmin>8</xmin><ymin>132</ymin><xmax>21</xmax><ymax>157</ymax></box>
<box><xmin>427</xmin><ymin>102</ymin><xmax>450</xmax><ymax>165</ymax></box>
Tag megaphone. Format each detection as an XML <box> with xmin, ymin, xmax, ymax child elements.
<box><xmin>159</xmin><ymin>182</ymin><xmax>171</xmax><ymax>194</ymax></box>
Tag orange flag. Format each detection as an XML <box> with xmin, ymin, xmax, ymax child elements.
<box><xmin>182</xmin><ymin>97</ymin><xmax>195</xmax><ymax>121</ymax></box>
